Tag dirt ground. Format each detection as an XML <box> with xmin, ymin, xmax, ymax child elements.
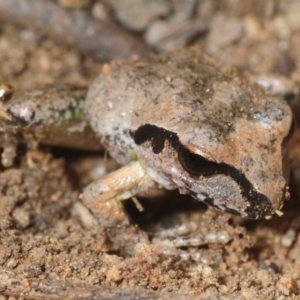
<box><xmin>1</xmin><ymin>0</ymin><xmax>300</xmax><ymax>299</ymax></box>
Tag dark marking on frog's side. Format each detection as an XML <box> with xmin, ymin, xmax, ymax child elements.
<box><xmin>133</xmin><ymin>124</ymin><xmax>181</xmax><ymax>154</ymax></box>
<box><xmin>133</xmin><ymin>124</ymin><xmax>277</xmax><ymax>219</ymax></box>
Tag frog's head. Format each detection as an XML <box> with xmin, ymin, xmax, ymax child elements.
<box><xmin>133</xmin><ymin>85</ymin><xmax>294</xmax><ymax>219</ymax></box>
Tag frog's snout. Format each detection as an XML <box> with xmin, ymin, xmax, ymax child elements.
<box><xmin>196</xmin><ymin>169</ymin><xmax>289</xmax><ymax>220</ymax></box>
<box><xmin>242</xmin><ymin>176</ymin><xmax>289</xmax><ymax>219</ymax></box>
<box><xmin>260</xmin><ymin>180</ymin><xmax>290</xmax><ymax>219</ymax></box>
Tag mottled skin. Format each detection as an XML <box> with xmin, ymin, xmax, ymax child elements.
<box><xmin>0</xmin><ymin>48</ymin><xmax>294</xmax><ymax>253</ymax></box>
<box><xmin>85</xmin><ymin>48</ymin><xmax>293</xmax><ymax>220</ymax></box>
<box><xmin>0</xmin><ymin>87</ymin><xmax>102</xmax><ymax>152</ymax></box>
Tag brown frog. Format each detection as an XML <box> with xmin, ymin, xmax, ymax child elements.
<box><xmin>0</xmin><ymin>48</ymin><xmax>294</xmax><ymax>252</ymax></box>
<box><xmin>82</xmin><ymin>48</ymin><xmax>294</xmax><ymax>251</ymax></box>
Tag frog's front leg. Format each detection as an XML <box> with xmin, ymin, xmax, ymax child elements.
<box><xmin>81</xmin><ymin>161</ymin><xmax>158</xmax><ymax>254</ymax></box>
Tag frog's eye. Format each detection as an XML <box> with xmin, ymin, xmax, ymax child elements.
<box><xmin>178</xmin><ymin>145</ymin><xmax>216</xmax><ymax>177</ymax></box>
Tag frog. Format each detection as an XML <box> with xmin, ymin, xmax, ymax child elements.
<box><xmin>0</xmin><ymin>48</ymin><xmax>294</xmax><ymax>253</ymax></box>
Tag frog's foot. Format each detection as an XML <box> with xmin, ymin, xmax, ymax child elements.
<box><xmin>81</xmin><ymin>161</ymin><xmax>158</xmax><ymax>254</ymax></box>
<box><xmin>151</xmin><ymin>222</ymin><xmax>231</xmax><ymax>259</ymax></box>
<box><xmin>154</xmin><ymin>229</ymin><xmax>231</xmax><ymax>248</ymax></box>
